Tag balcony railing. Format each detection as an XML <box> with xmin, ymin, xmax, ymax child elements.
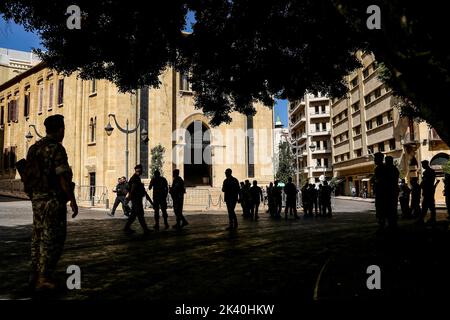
<box><xmin>310</xmin><ymin>111</ymin><xmax>330</xmax><ymax>118</ymax></box>
<box><xmin>310</xmin><ymin>129</ymin><xmax>331</xmax><ymax>135</ymax></box>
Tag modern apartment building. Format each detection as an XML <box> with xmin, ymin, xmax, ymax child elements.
<box><xmin>330</xmin><ymin>51</ymin><xmax>449</xmax><ymax>202</ymax></box>
<box><xmin>288</xmin><ymin>93</ymin><xmax>332</xmax><ymax>186</ymax></box>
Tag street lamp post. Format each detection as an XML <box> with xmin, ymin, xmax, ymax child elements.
<box><xmin>25</xmin><ymin>124</ymin><xmax>44</xmax><ymax>142</ymax></box>
<box><xmin>105</xmin><ymin>114</ymin><xmax>148</xmax><ymax>180</ymax></box>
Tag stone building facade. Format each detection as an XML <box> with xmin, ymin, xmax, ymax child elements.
<box><xmin>0</xmin><ymin>61</ymin><xmax>274</xmax><ymax>204</ymax></box>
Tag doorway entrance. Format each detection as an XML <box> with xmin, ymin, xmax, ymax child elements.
<box><xmin>184</xmin><ymin>121</ymin><xmax>212</xmax><ymax>186</ymax></box>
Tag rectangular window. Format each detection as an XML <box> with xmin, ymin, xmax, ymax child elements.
<box><xmin>376</xmin><ymin>115</ymin><xmax>383</xmax><ymax>126</ymax></box>
<box><xmin>58</xmin><ymin>79</ymin><xmax>64</xmax><ymax>105</ymax></box>
<box><xmin>322</xmin><ymin>123</ymin><xmax>326</xmax><ymax>131</ymax></box>
<box><xmin>38</xmin><ymin>84</ymin><xmax>43</xmax><ymax>113</ymax></box>
<box><xmin>352</xmin><ymin>101</ymin><xmax>360</xmax><ymax>112</ymax></box>
<box><xmin>323</xmin><ymin>140</ymin><xmax>328</xmax><ymax>150</ymax></box>
<box><xmin>354</xmin><ymin>125</ymin><xmax>361</xmax><ymax>136</ymax></box>
<box><xmin>324</xmin><ymin>158</ymin><xmax>329</xmax><ymax>168</ymax></box>
<box><xmin>355</xmin><ymin>149</ymin><xmax>362</xmax><ymax>157</ymax></box>
<box><xmin>315</xmin><ymin>106</ymin><xmax>319</xmax><ymax>114</ymax></box>
<box><xmin>387</xmin><ymin>110</ymin><xmax>393</xmax><ymax>121</ymax></box>
<box><xmin>374</xmin><ymin>87</ymin><xmax>381</xmax><ymax>99</ymax></box>
<box><xmin>363</xmin><ymin>67</ymin><xmax>370</xmax><ymax>78</ymax></box>
<box><xmin>24</xmin><ymin>91</ymin><xmax>30</xmax><ymax>117</ymax></box>
<box><xmin>321</xmin><ymin>105</ymin><xmax>326</xmax><ymax>113</ymax></box>
<box><xmin>316</xmin><ymin>159</ymin><xmax>321</xmax><ymax>167</ymax></box>
<box><xmin>48</xmin><ymin>82</ymin><xmax>54</xmax><ymax>109</ymax></box>
<box><xmin>389</xmin><ymin>139</ymin><xmax>396</xmax><ymax>150</ymax></box>
<box><xmin>91</xmin><ymin>79</ymin><xmax>97</xmax><ymax>93</ymax></box>
<box><xmin>368</xmin><ymin>145</ymin><xmax>374</xmax><ymax>155</ymax></box>
<box><xmin>180</xmin><ymin>72</ymin><xmax>191</xmax><ymax>91</ymax></box>
<box><xmin>366</xmin><ymin>120</ymin><xmax>373</xmax><ymax>130</ymax></box>
<box><xmin>0</xmin><ymin>105</ymin><xmax>4</xmax><ymax>125</ymax></box>
<box><xmin>378</xmin><ymin>142</ymin><xmax>385</xmax><ymax>152</ymax></box>
<box><xmin>315</xmin><ymin>123</ymin><xmax>320</xmax><ymax>132</ymax></box>
<box><xmin>247</xmin><ymin>115</ymin><xmax>255</xmax><ymax>178</ymax></box>
<box><xmin>364</xmin><ymin>95</ymin><xmax>371</xmax><ymax>105</ymax></box>
<box><xmin>351</xmin><ymin>77</ymin><xmax>358</xmax><ymax>88</ymax></box>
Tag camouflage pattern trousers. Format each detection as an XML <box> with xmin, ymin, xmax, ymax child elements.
<box><xmin>31</xmin><ymin>197</ymin><xmax>67</xmax><ymax>277</ymax></box>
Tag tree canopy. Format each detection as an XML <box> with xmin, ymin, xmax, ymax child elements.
<box><xmin>1</xmin><ymin>0</ymin><xmax>449</xmax><ymax>145</ymax></box>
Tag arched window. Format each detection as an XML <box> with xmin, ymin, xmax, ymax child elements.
<box><xmin>89</xmin><ymin>117</ymin><xmax>96</xmax><ymax>143</ymax></box>
<box><xmin>430</xmin><ymin>153</ymin><xmax>449</xmax><ymax>168</ymax></box>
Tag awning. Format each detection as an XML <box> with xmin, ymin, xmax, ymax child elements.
<box><xmin>334</xmin><ymin>178</ymin><xmax>346</xmax><ymax>184</ymax></box>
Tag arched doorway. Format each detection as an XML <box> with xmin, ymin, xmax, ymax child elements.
<box><xmin>184</xmin><ymin>121</ymin><xmax>212</xmax><ymax>186</ymax></box>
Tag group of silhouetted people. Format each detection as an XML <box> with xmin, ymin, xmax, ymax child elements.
<box><xmin>109</xmin><ymin>166</ymin><xmax>189</xmax><ymax>235</ymax></box>
<box><xmin>373</xmin><ymin>152</ymin><xmax>448</xmax><ymax>233</ymax></box>
<box><xmin>300</xmin><ymin>181</ymin><xmax>333</xmax><ymax>217</ymax></box>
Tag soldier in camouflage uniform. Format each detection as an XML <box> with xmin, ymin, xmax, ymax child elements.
<box><xmin>24</xmin><ymin>115</ymin><xmax>78</xmax><ymax>291</ymax></box>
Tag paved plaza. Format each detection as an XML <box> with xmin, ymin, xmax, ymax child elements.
<box><xmin>1</xmin><ymin>195</ymin><xmax>450</xmax><ymax>302</ymax></box>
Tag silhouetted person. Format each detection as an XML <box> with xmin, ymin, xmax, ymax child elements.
<box><xmin>149</xmin><ymin>170</ymin><xmax>169</xmax><ymax>230</ymax></box>
<box><xmin>312</xmin><ymin>185</ymin><xmax>319</xmax><ymax>216</ymax></box>
<box><xmin>284</xmin><ymin>177</ymin><xmax>299</xmax><ymax>219</ymax></box>
<box><xmin>373</xmin><ymin>152</ymin><xmax>387</xmax><ymax>230</ymax></box>
<box><xmin>321</xmin><ymin>181</ymin><xmax>333</xmax><ymax>217</ymax></box>
<box><xmin>170</xmin><ymin>169</ymin><xmax>188</xmax><ymax>229</ymax></box>
<box><xmin>301</xmin><ymin>182</ymin><xmax>309</xmax><ymax>215</ymax></box>
<box><xmin>267</xmin><ymin>182</ymin><xmax>275</xmax><ymax>217</ymax></box>
<box><xmin>108</xmin><ymin>176</ymin><xmax>130</xmax><ymax>217</ymax></box>
<box><xmin>239</xmin><ymin>182</ymin><xmax>246</xmax><ymax>216</ymax></box>
<box><xmin>410</xmin><ymin>177</ymin><xmax>421</xmax><ymax>218</ymax></box>
<box><xmin>399</xmin><ymin>178</ymin><xmax>411</xmax><ymax>218</ymax></box>
<box><xmin>362</xmin><ymin>186</ymin><xmax>368</xmax><ymax>199</ymax></box>
<box><xmin>249</xmin><ymin>180</ymin><xmax>263</xmax><ymax>220</ymax></box>
<box><xmin>306</xmin><ymin>184</ymin><xmax>316</xmax><ymax>217</ymax></box>
<box><xmin>241</xmin><ymin>180</ymin><xmax>252</xmax><ymax>218</ymax></box>
<box><xmin>222</xmin><ymin>168</ymin><xmax>240</xmax><ymax>230</ymax></box>
<box><xmin>273</xmin><ymin>180</ymin><xmax>283</xmax><ymax>218</ymax></box>
<box><xmin>444</xmin><ymin>173</ymin><xmax>450</xmax><ymax>220</ymax></box>
<box><xmin>21</xmin><ymin>115</ymin><xmax>78</xmax><ymax>290</ymax></box>
<box><xmin>124</xmin><ymin>164</ymin><xmax>152</xmax><ymax>235</ymax></box>
<box><xmin>385</xmin><ymin>156</ymin><xmax>399</xmax><ymax>229</ymax></box>
<box><xmin>418</xmin><ymin>160</ymin><xmax>437</xmax><ymax>224</ymax></box>
<box><xmin>318</xmin><ymin>184</ymin><xmax>323</xmax><ymax>216</ymax></box>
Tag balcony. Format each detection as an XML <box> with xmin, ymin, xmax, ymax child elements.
<box><xmin>311</xmin><ymin>148</ymin><xmax>332</xmax><ymax>154</ymax></box>
<box><xmin>312</xmin><ymin>166</ymin><xmax>333</xmax><ymax>173</ymax></box>
<box><xmin>289</xmin><ymin>100</ymin><xmax>305</xmax><ymax>115</ymax></box>
<box><xmin>296</xmin><ymin>132</ymin><xmax>307</xmax><ymax>143</ymax></box>
<box><xmin>401</xmin><ymin>132</ymin><xmax>419</xmax><ymax>147</ymax></box>
<box><xmin>309</xmin><ymin>111</ymin><xmax>330</xmax><ymax>119</ymax></box>
<box><xmin>289</xmin><ymin>114</ymin><xmax>306</xmax><ymax>130</ymax></box>
<box><xmin>429</xmin><ymin>128</ymin><xmax>443</xmax><ymax>142</ymax></box>
<box><xmin>310</xmin><ymin>129</ymin><xmax>331</xmax><ymax>136</ymax></box>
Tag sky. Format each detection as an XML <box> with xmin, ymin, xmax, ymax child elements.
<box><xmin>0</xmin><ymin>14</ymin><xmax>288</xmax><ymax>127</ymax></box>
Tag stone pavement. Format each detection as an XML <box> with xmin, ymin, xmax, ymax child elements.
<box><xmin>1</xmin><ymin>196</ymin><xmax>450</xmax><ymax>302</ymax></box>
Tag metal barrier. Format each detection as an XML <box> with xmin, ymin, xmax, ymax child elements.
<box><xmin>75</xmin><ymin>185</ymin><xmax>109</xmax><ymax>206</ymax></box>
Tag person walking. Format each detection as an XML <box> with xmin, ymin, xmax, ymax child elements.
<box><xmin>249</xmin><ymin>180</ymin><xmax>263</xmax><ymax>220</ymax></box>
<box><xmin>417</xmin><ymin>160</ymin><xmax>438</xmax><ymax>225</ymax></box>
<box><xmin>273</xmin><ymin>180</ymin><xmax>283</xmax><ymax>218</ymax></box>
<box><xmin>169</xmin><ymin>169</ymin><xmax>188</xmax><ymax>229</ymax></box>
<box><xmin>148</xmin><ymin>170</ymin><xmax>169</xmax><ymax>230</ymax></box>
<box><xmin>222</xmin><ymin>168</ymin><xmax>240</xmax><ymax>230</ymax></box>
<box><xmin>124</xmin><ymin>164</ymin><xmax>152</xmax><ymax>235</ymax></box>
<box><xmin>399</xmin><ymin>178</ymin><xmax>411</xmax><ymax>218</ymax></box>
<box><xmin>267</xmin><ymin>182</ymin><xmax>275</xmax><ymax>217</ymax></box>
<box><xmin>108</xmin><ymin>177</ymin><xmax>131</xmax><ymax>217</ymax></box>
<box><xmin>20</xmin><ymin>115</ymin><xmax>78</xmax><ymax>290</ymax></box>
<box><xmin>284</xmin><ymin>177</ymin><xmax>299</xmax><ymax>219</ymax></box>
